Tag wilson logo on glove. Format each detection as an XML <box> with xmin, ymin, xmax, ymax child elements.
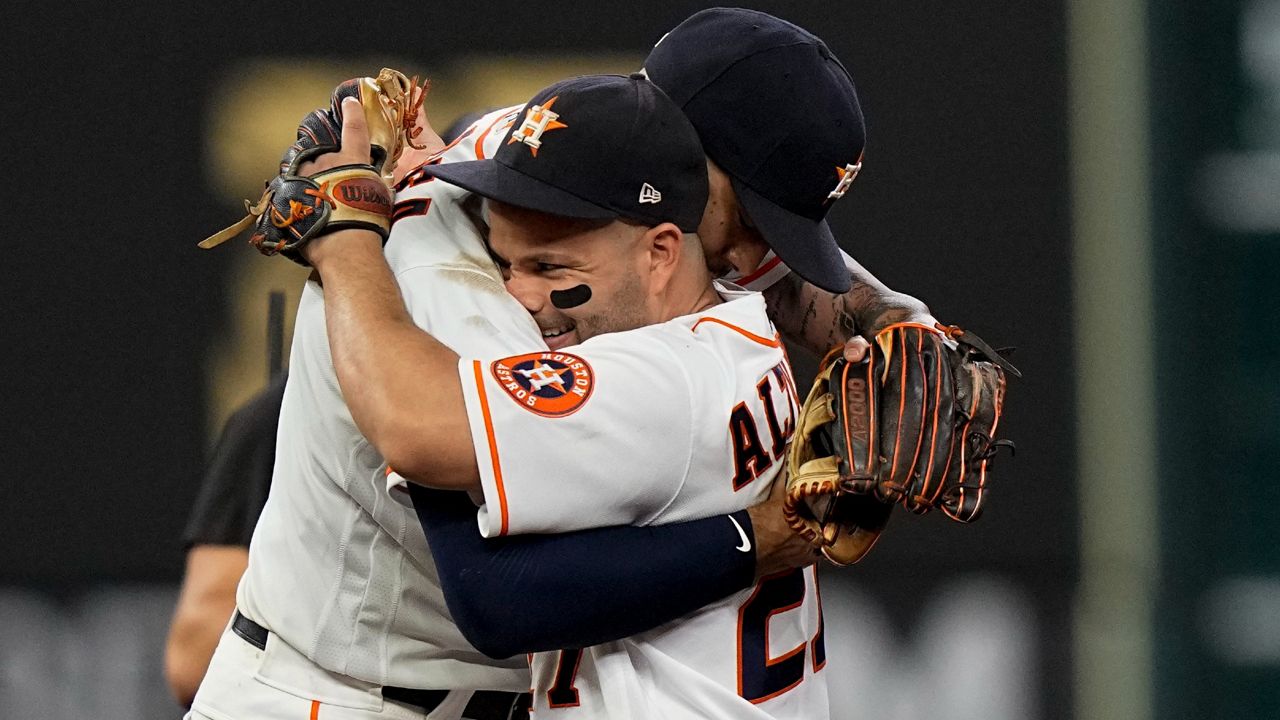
<box><xmin>334</xmin><ymin>178</ymin><xmax>393</xmax><ymax>213</ymax></box>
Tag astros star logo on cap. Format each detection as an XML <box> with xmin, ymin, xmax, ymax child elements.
<box><xmin>508</xmin><ymin>96</ymin><xmax>568</xmax><ymax>156</ymax></box>
<box><xmin>826</xmin><ymin>160</ymin><xmax>862</xmax><ymax>202</ymax></box>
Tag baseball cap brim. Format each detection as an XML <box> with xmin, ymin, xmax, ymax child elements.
<box><xmin>423</xmin><ymin>160</ymin><xmax>618</xmax><ymax>222</ymax></box>
<box><xmin>731</xmin><ymin>177</ymin><xmax>851</xmax><ymax>294</ymax></box>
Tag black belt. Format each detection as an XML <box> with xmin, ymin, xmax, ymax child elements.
<box><xmin>233</xmin><ymin>611</ymin><xmax>531</xmax><ymax>720</ymax></box>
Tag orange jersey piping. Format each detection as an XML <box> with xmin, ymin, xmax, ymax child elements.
<box><xmin>691</xmin><ymin>317</ymin><xmax>782</xmax><ymax>348</ymax></box>
<box><xmin>472</xmin><ymin>359</ymin><xmax>510</xmax><ymax>536</ymax></box>
<box><xmin>736</xmin><ymin>255</ymin><xmax>784</xmax><ymax>286</ymax></box>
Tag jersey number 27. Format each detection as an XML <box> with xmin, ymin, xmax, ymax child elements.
<box><xmin>546</xmin><ymin>566</ymin><xmax>824</xmax><ymax>707</ymax></box>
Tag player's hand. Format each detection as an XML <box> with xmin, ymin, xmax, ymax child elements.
<box><xmin>299</xmin><ymin>97</ymin><xmax>385</xmax><ymax>267</ymax></box>
<box><xmin>747</xmin><ymin>475</ymin><xmax>819</xmax><ymax>579</ymax></box>
<box><xmin>299</xmin><ymin>96</ymin><xmax>375</xmax><ymax>175</ymax></box>
<box><xmin>842</xmin><ymin>335</ymin><xmax>870</xmax><ymax>363</ymax></box>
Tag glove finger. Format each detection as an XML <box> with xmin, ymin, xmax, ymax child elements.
<box><xmin>943</xmin><ymin>360</ymin><xmax>1006</xmax><ymax>522</ymax></box>
<box><xmin>797</xmin><ymin>389</ymin><xmax>836</xmax><ymax>444</ymax></box>
<box><xmin>819</xmin><ymin>494</ymin><xmax>893</xmax><ymax>566</ymax></box>
<box><xmin>783</xmin><ymin>458</ymin><xmax>840</xmax><ymax>548</ymax></box>
<box><xmin>832</xmin><ymin>357</ymin><xmax>879</xmax><ymax>494</ymax></box>
<box><xmin>279</xmin><ymin>77</ymin><xmax>369</xmax><ymax>175</ymax></box>
<box><xmin>330</xmin><ymin>77</ymin><xmax>363</xmax><ymax>116</ymax></box>
<box><xmin>280</xmin><ymin>108</ymin><xmax>343</xmax><ymax>175</ymax></box>
<box><xmin>876</xmin><ymin>325</ymin><xmax>929</xmax><ymax>502</ymax></box>
<box><xmin>783</xmin><ymin>461</ymin><xmax>891</xmax><ymax>566</ymax></box>
<box><xmin>786</xmin><ymin>361</ymin><xmax>837</xmax><ymax>484</ymax></box>
<box><xmin>904</xmin><ymin>331</ymin><xmax>954</xmax><ymax>513</ymax></box>
<box><xmin>303</xmin><ymin>107</ymin><xmax>343</xmax><ymax>148</ymax></box>
<box><xmin>333</xmin><ymin>73</ymin><xmax>406</xmax><ymax>172</ymax></box>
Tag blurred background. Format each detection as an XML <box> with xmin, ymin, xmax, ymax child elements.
<box><xmin>2</xmin><ymin>0</ymin><xmax>1276</xmax><ymax>718</ymax></box>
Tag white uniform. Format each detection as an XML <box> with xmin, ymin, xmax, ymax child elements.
<box><xmin>192</xmin><ymin>106</ymin><xmax>539</xmax><ymax>720</ymax></box>
<box><xmin>724</xmin><ymin>247</ymin><xmax>860</xmax><ymax>294</ymax></box>
<box><xmin>450</xmin><ymin>285</ymin><xmax>829</xmax><ymax>720</ymax></box>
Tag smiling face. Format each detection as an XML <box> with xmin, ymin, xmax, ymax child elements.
<box><xmin>487</xmin><ymin>201</ymin><xmax>658</xmax><ymax>351</ymax></box>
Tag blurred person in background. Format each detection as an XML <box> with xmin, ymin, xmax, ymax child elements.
<box><xmin>164</xmin><ymin>373</ymin><xmax>286</xmax><ymax>706</ymax></box>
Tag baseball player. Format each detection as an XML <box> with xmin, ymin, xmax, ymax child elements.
<box><xmin>188</xmin><ymin>56</ymin><xmax>828</xmax><ymax>720</ymax></box>
<box><xmin>191</xmin><ymin>10</ymin><xmax>935</xmax><ymax>720</ymax></box>
<box><xmin>299</xmin><ymin>71</ymin><xmax>826</xmax><ymax>719</ymax></box>
<box><xmin>317</xmin><ymin>9</ymin><xmax>915</xmax><ymax>664</ymax></box>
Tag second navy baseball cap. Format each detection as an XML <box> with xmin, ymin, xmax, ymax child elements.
<box><xmin>644</xmin><ymin>8</ymin><xmax>866</xmax><ymax>294</ymax></box>
<box><xmin>423</xmin><ymin>74</ymin><xmax>709</xmax><ymax>233</ymax></box>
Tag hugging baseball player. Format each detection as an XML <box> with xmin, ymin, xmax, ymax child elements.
<box><xmin>191</xmin><ymin>8</ymin><xmax>1013</xmax><ymax>720</ymax></box>
<box><xmin>283</xmin><ymin>69</ymin><xmax>828</xmax><ymax>719</ymax></box>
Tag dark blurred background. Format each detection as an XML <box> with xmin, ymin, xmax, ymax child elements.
<box><xmin>2</xmin><ymin>1</ymin><xmax>1275</xmax><ymax>718</ymax></box>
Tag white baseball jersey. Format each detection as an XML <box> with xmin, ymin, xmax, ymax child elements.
<box><xmin>724</xmin><ymin>248</ymin><xmax>861</xmax><ymax>293</ymax></box>
<box><xmin>456</xmin><ymin>285</ymin><xmax>830</xmax><ymax>719</ymax></box>
<box><xmin>234</xmin><ymin>106</ymin><xmax>542</xmax><ymax>694</ymax></box>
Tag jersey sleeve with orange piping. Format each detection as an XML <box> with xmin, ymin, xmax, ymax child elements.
<box><xmin>457</xmin><ymin>331</ymin><xmax>706</xmax><ymax>538</ymax></box>
<box><xmin>379</xmin><ymin>264</ymin><xmax>547</xmax><ymax>505</ymax></box>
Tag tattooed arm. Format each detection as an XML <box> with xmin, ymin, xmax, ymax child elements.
<box><xmin>762</xmin><ymin>255</ymin><xmax>933</xmax><ymax>356</ymax></box>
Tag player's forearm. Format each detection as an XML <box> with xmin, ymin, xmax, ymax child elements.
<box><xmin>165</xmin><ymin>612</ymin><xmax>221</xmax><ymax>706</ymax></box>
<box><xmin>309</xmin><ymin>231</ymin><xmax>479</xmax><ymax>488</ymax></box>
<box><xmin>164</xmin><ymin>546</ymin><xmax>247</xmax><ymax>706</ymax></box>
<box><xmin>410</xmin><ymin>485</ymin><xmax>757</xmax><ymax>658</ymax></box>
<box><xmin>762</xmin><ymin>259</ymin><xmax>933</xmax><ymax>355</ymax></box>
<box><xmin>842</xmin><ymin>255</ymin><xmax>934</xmax><ymax>333</ymax></box>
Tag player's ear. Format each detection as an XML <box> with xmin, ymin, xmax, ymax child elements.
<box><xmin>642</xmin><ymin>222</ymin><xmax>684</xmax><ymax>287</ymax></box>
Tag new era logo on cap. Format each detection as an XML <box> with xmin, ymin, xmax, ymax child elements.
<box><xmin>638</xmin><ymin>183</ymin><xmax>662</xmax><ymax>204</ymax></box>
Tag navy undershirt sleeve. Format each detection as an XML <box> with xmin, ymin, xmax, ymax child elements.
<box><xmin>408</xmin><ymin>485</ymin><xmax>757</xmax><ymax>659</ymax></box>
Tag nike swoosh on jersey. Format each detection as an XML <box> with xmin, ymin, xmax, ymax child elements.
<box><xmin>728</xmin><ymin>515</ymin><xmax>752</xmax><ymax>553</ymax></box>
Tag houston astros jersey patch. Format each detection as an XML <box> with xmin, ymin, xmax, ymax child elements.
<box><xmin>490</xmin><ymin>351</ymin><xmax>595</xmax><ymax>417</ymax></box>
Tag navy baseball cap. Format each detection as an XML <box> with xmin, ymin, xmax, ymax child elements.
<box><xmin>644</xmin><ymin>8</ymin><xmax>866</xmax><ymax>293</ymax></box>
<box><xmin>423</xmin><ymin>74</ymin><xmax>708</xmax><ymax>233</ymax></box>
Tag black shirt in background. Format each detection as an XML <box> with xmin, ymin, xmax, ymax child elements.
<box><xmin>182</xmin><ymin>374</ymin><xmax>287</xmax><ymax>548</ymax></box>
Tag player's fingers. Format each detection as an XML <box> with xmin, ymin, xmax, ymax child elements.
<box><xmin>843</xmin><ymin>336</ymin><xmax>871</xmax><ymax>363</ymax></box>
<box><xmin>339</xmin><ymin>96</ymin><xmax>373</xmax><ymax>164</ymax></box>
<box><xmin>392</xmin><ymin>142</ymin><xmax>434</xmax><ymax>185</ymax></box>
